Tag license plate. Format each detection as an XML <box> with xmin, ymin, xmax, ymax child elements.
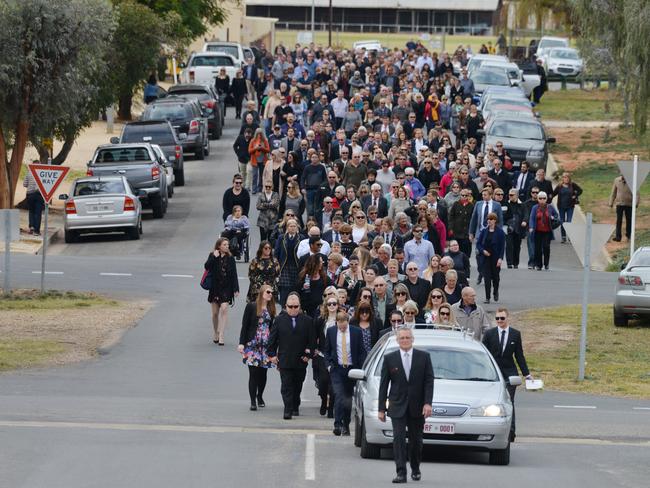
<box><xmin>423</xmin><ymin>423</ymin><xmax>455</xmax><ymax>434</ymax></box>
<box><xmin>90</xmin><ymin>204</ymin><xmax>111</xmax><ymax>212</ymax></box>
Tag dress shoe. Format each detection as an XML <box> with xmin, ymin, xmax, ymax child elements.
<box><xmin>613</xmin><ymin>237</ymin><xmax>621</xmax><ymax>242</ymax></box>
<box><xmin>507</xmin><ymin>265</ymin><xmax>513</xmax><ymax>269</ymax></box>
<box><xmin>250</xmin><ymin>404</ymin><xmax>257</xmax><ymax>411</ymax></box>
<box><xmin>283</xmin><ymin>412</ymin><xmax>292</xmax><ymax>420</ymax></box>
<box><xmin>476</xmin><ymin>276</ymin><xmax>483</xmax><ymax>285</ymax></box>
<box><xmin>341</xmin><ymin>427</ymin><xmax>350</xmax><ymax>436</ymax></box>
<box><xmin>392</xmin><ymin>475</ymin><xmax>407</xmax><ymax>483</ymax></box>
<box><xmin>327</xmin><ymin>409</ymin><xmax>334</xmax><ymax>419</ymax></box>
<box><xmin>257</xmin><ymin>397</ymin><xmax>265</xmax><ymax>408</ymax></box>
<box><xmin>292</xmin><ymin>409</ymin><xmax>299</xmax><ymax>416</ymax></box>
<box><xmin>320</xmin><ymin>400</ymin><xmax>327</xmax><ymax>416</ymax></box>
<box><xmin>494</xmin><ymin>290</ymin><xmax>499</xmax><ymax>302</ymax></box>
<box><xmin>411</xmin><ymin>471</ymin><xmax>421</xmax><ymax>481</ymax></box>
<box><xmin>333</xmin><ymin>427</ymin><xmax>341</xmax><ymax>436</ymax></box>
<box><xmin>484</xmin><ymin>298</ymin><xmax>490</xmax><ymax>304</ymax></box>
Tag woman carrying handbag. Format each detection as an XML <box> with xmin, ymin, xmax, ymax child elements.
<box><xmin>204</xmin><ymin>237</ymin><xmax>239</xmax><ymax>345</ymax></box>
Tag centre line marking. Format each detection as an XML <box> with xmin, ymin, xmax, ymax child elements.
<box><xmin>305</xmin><ymin>434</ymin><xmax>316</xmax><ymax>481</ymax></box>
<box><xmin>31</xmin><ymin>271</ymin><xmax>64</xmax><ymax>275</ymax></box>
<box><xmin>161</xmin><ymin>274</ymin><xmax>194</xmax><ymax>278</ymax></box>
<box><xmin>553</xmin><ymin>405</ymin><xmax>597</xmax><ymax>409</ymax></box>
<box><xmin>99</xmin><ymin>272</ymin><xmax>132</xmax><ymax>277</ymax></box>
<box><xmin>633</xmin><ymin>407</ymin><xmax>650</xmax><ymax>411</ymax></box>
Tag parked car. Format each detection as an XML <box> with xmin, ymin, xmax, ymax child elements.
<box><xmin>481</xmin><ymin>97</ymin><xmax>536</xmax><ymax>121</ymax></box>
<box><xmin>480</xmin><ymin>116</ymin><xmax>556</xmax><ymax>170</ymax></box>
<box><xmin>87</xmin><ymin>143</ymin><xmax>168</xmax><ymax>219</ymax></box>
<box><xmin>59</xmin><ymin>176</ymin><xmax>143</xmax><ymax>243</ymax></box>
<box><xmin>167</xmin><ymin>84</ymin><xmax>223</xmax><ymax>140</ymax></box>
<box><xmin>350</xmin><ymin>327</ymin><xmax>520</xmax><ymax>465</ymax></box>
<box><xmin>470</xmin><ymin>67</ymin><xmax>515</xmax><ymax>98</ymax></box>
<box><xmin>353</xmin><ymin>40</ymin><xmax>383</xmax><ymax>53</ymax></box>
<box><xmin>151</xmin><ymin>144</ymin><xmax>175</xmax><ymax>199</ymax></box>
<box><xmin>480</xmin><ymin>61</ymin><xmax>540</xmax><ymax>98</ymax></box>
<box><xmin>479</xmin><ymin>86</ymin><xmax>532</xmax><ymax>111</ymax></box>
<box><xmin>466</xmin><ymin>54</ymin><xmax>510</xmax><ymax>74</ymax></box>
<box><xmin>544</xmin><ymin>47</ymin><xmax>583</xmax><ymax>78</ymax></box>
<box><xmin>614</xmin><ymin>246</ymin><xmax>650</xmax><ymax>326</ymax></box>
<box><xmin>142</xmin><ymin>97</ymin><xmax>209</xmax><ymax>160</ymax></box>
<box><xmin>202</xmin><ymin>41</ymin><xmax>246</xmax><ymax>68</ymax></box>
<box><xmin>535</xmin><ymin>36</ymin><xmax>569</xmax><ymax>62</ymax></box>
<box><xmin>180</xmin><ymin>52</ymin><xmax>238</xmax><ymax>86</ymax></box>
<box><xmin>112</xmin><ymin>120</ymin><xmax>185</xmax><ymax>186</ymax></box>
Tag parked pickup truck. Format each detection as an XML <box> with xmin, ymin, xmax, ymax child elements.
<box><xmin>180</xmin><ymin>52</ymin><xmax>238</xmax><ymax>85</ymax></box>
<box><xmin>86</xmin><ymin>144</ymin><xmax>168</xmax><ymax>218</ymax></box>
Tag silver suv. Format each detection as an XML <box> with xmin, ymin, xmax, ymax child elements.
<box><xmin>349</xmin><ymin>327</ymin><xmax>520</xmax><ymax>465</ymax></box>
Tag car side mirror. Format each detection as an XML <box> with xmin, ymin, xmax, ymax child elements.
<box><xmin>546</xmin><ymin>137</ymin><xmax>556</xmax><ymax>143</ymax></box>
<box><xmin>348</xmin><ymin>369</ymin><xmax>366</xmax><ymax>381</ymax></box>
<box><xmin>508</xmin><ymin>376</ymin><xmax>522</xmax><ymax>387</ymax></box>
<box><xmin>110</xmin><ymin>137</ymin><xmax>120</xmax><ymax>144</ymax></box>
<box><xmin>58</xmin><ymin>194</ymin><xmax>69</xmax><ymax>200</ymax></box>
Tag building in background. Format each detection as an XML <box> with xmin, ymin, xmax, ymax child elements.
<box><xmin>246</xmin><ymin>0</ymin><xmax>501</xmax><ymax>35</ymax></box>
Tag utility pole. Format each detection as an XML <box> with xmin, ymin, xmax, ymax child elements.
<box><xmin>328</xmin><ymin>0</ymin><xmax>333</xmax><ymax>47</ymax></box>
<box><xmin>311</xmin><ymin>0</ymin><xmax>315</xmax><ymax>41</ymax></box>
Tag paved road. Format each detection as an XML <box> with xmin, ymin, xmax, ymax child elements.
<box><xmin>1</xmin><ymin>114</ymin><xmax>648</xmax><ymax>487</ymax></box>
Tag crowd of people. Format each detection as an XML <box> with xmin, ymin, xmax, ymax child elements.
<box><xmin>202</xmin><ymin>39</ymin><xmax>566</xmax><ymax>449</ymax></box>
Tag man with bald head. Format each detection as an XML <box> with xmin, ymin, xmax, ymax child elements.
<box><xmin>451</xmin><ymin>286</ymin><xmax>491</xmax><ymax>341</ymax></box>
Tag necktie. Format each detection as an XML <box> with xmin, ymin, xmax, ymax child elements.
<box><xmin>373</xmin><ymin>198</ymin><xmax>377</xmax><ymax>208</ymax></box>
<box><xmin>341</xmin><ymin>331</ymin><xmax>349</xmax><ymax>366</ymax></box>
<box><xmin>403</xmin><ymin>352</ymin><xmax>411</xmax><ymax>381</ymax></box>
<box><xmin>292</xmin><ymin>317</ymin><xmax>296</xmax><ymax>330</ymax></box>
<box><xmin>499</xmin><ymin>329</ymin><xmax>506</xmax><ymax>356</ymax></box>
<box><xmin>334</xmin><ymin>231</ymin><xmax>339</xmax><ymax>242</ymax></box>
<box><xmin>517</xmin><ymin>173</ymin><xmax>525</xmax><ymax>191</ymax></box>
<box><xmin>482</xmin><ymin>201</ymin><xmax>489</xmax><ymax>227</ymax></box>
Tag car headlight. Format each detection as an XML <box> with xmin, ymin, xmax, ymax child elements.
<box><xmin>527</xmin><ymin>149</ymin><xmax>544</xmax><ymax>158</ymax></box>
<box><xmin>469</xmin><ymin>404</ymin><xmax>507</xmax><ymax>417</ymax></box>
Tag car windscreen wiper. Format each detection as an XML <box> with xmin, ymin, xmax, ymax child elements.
<box><xmin>455</xmin><ymin>377</ymin><xmax>497</xmax><ymax>381</ymax></box>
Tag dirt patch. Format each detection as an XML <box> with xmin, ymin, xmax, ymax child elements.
<box><xmin>512</xmin><ymin>311</ymin><xmax>576</xmax><ymax>354</ymax></box>
<box><xmin>0</xmin><ymin>300</ymin><xmax>152</xmax><ymax>369</ymax></box>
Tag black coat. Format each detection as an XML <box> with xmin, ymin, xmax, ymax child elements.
<box><xmin>204</xmin><ymin>253</ymin><xmax>239</xmax><ymax>303</ymax></box>
<box><xmin>482</xmin><ymin>326</ymin><xmax>530</xmax><ymax>378</ymax></box>
<box><xmin>402</xmin><ymin>277</ymin><xmax>431</xmax><ymax>311</ymax></box>
<box><xmin>267</xmin><ymin>311</ymin><xmax>316</xmax><ymax>369</ymax></box>
<box><xmin>222</xmin><ymin>188</ymin><xmax>251</xmax><ymax>221</ymax></box>
<box><xmin>349</xmin><ymin>318</ymin><xmax>382</xmax><ymax>350</ymax></box>
<box><xmin>239</xmin><ymin>302</ymin><xmax>275</xmax><ymax>345</ymax></box>
<box><xmin>379</xmin><ymin>348</ymin><xmax>434</xmax><ymax>418</ymax></box>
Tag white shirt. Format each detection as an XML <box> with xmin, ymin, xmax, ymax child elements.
<box><xmin>336</xmin><ymin>327</ymin><xmax>352</xmax><ymax>366</ymax></box>
<box><xmin>401</xmin><ymin>347</ymin><xmax>413</xmax><ymax>380</ymax></box>
<box><xmin>497</xmin><ymin>326</ymin><xmax>510</xmax><ymax>353</ymax></box>
<box><xmin>297</xmin><ymin>238</ymin><xmax>331</xmax><ymax>258</ymax></box>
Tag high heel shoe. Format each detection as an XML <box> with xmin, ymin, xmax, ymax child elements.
<box><xmin>250</xmin><ymin>403</ymin><xmax>257</xmax><ymax>411</ymax></box>
<box><xmin>257</xmin><ymin>397</ymin><xmax>265</xmax><ymax>408</ymax></box>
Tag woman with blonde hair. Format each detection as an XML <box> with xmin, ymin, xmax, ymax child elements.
<box><xmin>351</xmin><ymin>211</ymin><xmax>371</xmax><ymax>244</ymax></box>
<box><xmin>386</xmin><ymin>282</ymin><xmax>411</xmax><ymax>319</ymax></box>
<box><xmin>313</xmin><ymin>289</ymin><xmax>340</xmax><ymax>417</ymax></box>
<box><xmin>434</xmin><ymin>303</ymin><xmax>459</xmax><ymax>327</ymax></box>
<box><xmin>238</xmin><ymin>284</ymin><xmax>276</xmax><ymax>410</ymax></box>
<box><xmin>422</xmin><ymin>254</ymin><xmax>442</xmax><ymax>283</ymax></box>
<box><xmin>384</xmin><ymin>258</ymin><xmax>405</xmax><ymax>296</ymax></box>
<box><xmin>423</xmin><ymin>288</ymin><xmax>447</xmax><ymax>324</ymax></box>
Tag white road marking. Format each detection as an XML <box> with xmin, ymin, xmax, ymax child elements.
<box><xmin>31</xmin><ymin>271</ymin><xmax>64</xmax><ymax>275</ymax></box>
<box><xmin>305</xmin><ymin>434</ymin><xmax>316</xmax><ymax>481</ymax></box>
<box><xmin>633</xmin><ymin>407</ymin><xmax>650</xmax><ymax>411</ymax></box>
<box><xmin>238</xmin><ymin>276</ymin><xmax>248</xmax><ymax>280</ymax></box>
<box><xmin>99</xmin><ymin>272</ymin><xmax>132</xmax><ymax>277</ymax></box>
<box><xmin>553</xmin><ymin>405</ymin><xmax>597</xmax><ymax>409</ymax></box>
<box><xmin>161</xmin><ymin>274</ymin><xmax>194</xmax><ymax>278</ymax></box>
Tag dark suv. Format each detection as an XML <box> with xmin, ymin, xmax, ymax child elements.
<box><xmin>142</xmin><ymin>97</ymin><xmax>209</xmax><ymax>160</ymax></box>
<box><xmin>166</xmin><ymin>84</ymin><xmax>223</xmax><ymax>140</ymax></box>
<box><xmin>112</xmin><ymin>120</ymin><xmax>186</xmax><ymax>186</ymax></box>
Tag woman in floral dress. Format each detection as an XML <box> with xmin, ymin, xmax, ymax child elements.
<box><xmin>238</xmin><ymin>284</ymin><xmax>276</xmax><ymax>411</ymax></box>
<box><xmin>247</xmin><ymin>241</ymin><xmax>280</xmax><ymax>302</ymax></box>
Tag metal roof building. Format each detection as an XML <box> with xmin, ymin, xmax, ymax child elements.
<box><xmin>246</xmin><ymin>0</ymin><xmax>502</xmax><ymax>35</ymax></box>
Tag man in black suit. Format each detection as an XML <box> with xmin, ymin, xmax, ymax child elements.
<box><xmin>324</xmin><ymin>312</ymin><xmax>367</xmax><ymax>436</ymax></box>
<box><xmin>379</xmin><ymin>327</ymin><xmax>434</xmax><ymax>483</ymax></box>
<box><xmin>361</xmin><ymin>183</ymin><xmax>389</xmax><ymax>218</ymax></box>
<box><xmin>267</xmin><ymin>293</ymin><xmax>316</xmax><ymax>419</ymax></box>
<box><xmin>482</xmin><ymin>307</ymin><xmax>533</xmax><ymax>442</ymax></box>
<box><xmin>511</xmin><ymin>160</ymin><xmax>534</xmax><ymax>201</ymax></box>
<box><xmin>402</xmin><ymin>262</ymin><xmax>431</xmax><ymax>311</ymax></box>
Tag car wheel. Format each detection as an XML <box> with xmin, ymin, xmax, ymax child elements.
<box><xmin>360</xmin><ymin>419</ymin><xmax>381</xmax><ymax>459</ymax></box>
<box><xmin>174</xmin><ymin>167</ymin><xmax>185</xmax><ymax>187</ymax></box>
<box><xmin>127</xmin><ymin>224</ymin><xmax>140</xmax><ymax>240</ymax></box>
<box><xmin>151</xmin><ymin>194</ymin><xmax>164</xmax><ymax>219</ymax></box>
<box><xmin>167</xmin><ymin>183</ymin><xmax>174</xmax><ymax>199</ymax></box>
<box><xmin>489</xmin><ymin>442</ymin><xmax>510</xmax><ymax>465</ymax></box>
<box><xmin>353</xmin><ymin>413</ymin><xmax>362</xmax><ymax>447</ymax></box>
<box><xmin>163</xmin><ymin>193</ymin><xmax>168</xmax><ymax>214</ymax></box>
<box><xmin>195</xmin><ymin>144</ymin><xmax>205</xmax><ymax>160</ymax></box>
<box><xmin>204</xmin><ymin>140</ymin><xmax>210</xmax><ymax>156</ymax></box>
<box><xmin>614</xmin><ymin>309</ymin><xmax>628</xmax><ymax>327</ymax></box>
<box><xmin>64</xmin><ymin>229</ymin><xmax>78</xmax><ymax>244</ymax></box>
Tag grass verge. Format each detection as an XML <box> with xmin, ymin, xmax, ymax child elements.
<box><xmin>0</xmin><ymin>290</ymin><xmax>150</xmax><ymax>371</ymax></box>
<box><xmin>536</xmin><ymin>89</ymin><xmax>624</xmax><ymax>121</ymax></box>
<box><xmin>516</xmin><ymin>304</ymin><xmax>650</xmax><ymax>398</ymax></box>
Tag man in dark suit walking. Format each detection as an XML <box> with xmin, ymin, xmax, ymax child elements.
<box><xmin>324</xmin><ymin>312</ymin><xmax>367</xmax><ymax>436</ymax></box>
<box><xmin>379</xmin><ymin>327</ymin><xmax>434</xmax><ymax>483</ymax></box>
<box><xmin>482</xmin><ymin>307</ymin><xmax>533</xmax><ymax>442</ymax></box>
<box><xmin>361</xmin><ymin>183</ymin><xmax>389</xmax><ymax>218</ymax></box>
<box><xmin>267</xmin><ymin>293</ymin><xmax>315</xmax><ymax>420</ymax></box>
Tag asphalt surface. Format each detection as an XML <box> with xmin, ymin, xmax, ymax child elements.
<box><xmin>1</xmin><ymin>113</ymin><xmax>649</xmax><ymax>487</ymax></box>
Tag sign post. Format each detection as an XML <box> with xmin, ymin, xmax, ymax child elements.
<box><xmin>0</xmin><ymin>209</ymin><xmax>20</xmax><ymax>296</ymax></box>
<box><xmin>27</xmin><ymin>163</ymin><xmax>70</xmax><ymax>294</ymax></box>
<box><xmin>617</xmin><ymin>157</ymin><xmax>650</xmax><ymax>255</ymax></box>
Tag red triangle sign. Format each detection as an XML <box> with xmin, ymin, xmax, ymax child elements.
<box><xmin>28</xmin><ymin>164</ymin><xmax>71</xmax><ymax>202</ymax></box>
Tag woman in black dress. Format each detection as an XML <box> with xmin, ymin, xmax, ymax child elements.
<box><xmin>313</xmin><ymin>295</ymin><xmax>340</xmax><ymax>418</ymax></box>
<box><xmin>247</xmin><ymin>241</ymin><xmax>280</xmax><ymax>302</ymax></box>
<box><xmin>230</xmin><ymin>69</ymin><xmax>247</xmax><ymax>119</ymax></box>
<box><xmin>275</xmin><ymin>218</ymin><xmax>301</xmax><ymax>306</ymax></box>
<box><xmin>204</xmin><ymin>237</ymin><xmax>239</xmax><ymax>345</ymax></box>
<box><xmin>298</xmin><ymin>254</ymin><xmax>328</xmax><ymax>318</ymax></box>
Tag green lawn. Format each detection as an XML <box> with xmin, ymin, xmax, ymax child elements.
<box><xmin>519</xmin><ymin>304</ymin><xmax>650</xmax><ymax>398</ymax></box>
<box><xmin>537</xmin><ymin>89</ymin><xmax>624</xmax><ymax>121</ymax></box>
<box><xmin>0</xmin><ymin>290</ymin><xmax>117</xmax><ymax>310</ymax></box>
<box><xmin>0</xmin><ymin>340</ymin><xmax>66</xmax><ymax>371</ymax></box>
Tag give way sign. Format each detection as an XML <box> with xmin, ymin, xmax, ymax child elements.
<box><xmin>28</xmin><ymin>164</ymin><xmax>70</xmax><ymax>202</ymax></box>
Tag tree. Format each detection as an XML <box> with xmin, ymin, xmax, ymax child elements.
<box><xmin>136</xmin><ymin>0</ymin><xmax>229</xmax><ymax>38</ymax></box>
<box><xmin>0</xmin><ymin>0</ymin><xmax>115</xmax><ymax>208</ymax></box>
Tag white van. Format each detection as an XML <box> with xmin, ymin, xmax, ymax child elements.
<box><xmin>202</xmin><ymin>41</ymin><xmax>246</xmax><ymax>68</ymax></box>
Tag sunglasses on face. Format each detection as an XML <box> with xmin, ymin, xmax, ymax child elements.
<box><xmin>407</xmin><ymin>267</ymin><xmax>418</xmax><ymax>271</ymax></box>
<box><xmin>431</xmin><ymin>294</ymin><xmax>443</xmax><ymax>299</ymax></box>
<box><xmin>361</xmin><ymin>295</ymin><xmax>371</xmax><ymax>300</ymax></box>
<box><xmin>286</xmin><ymin>305</ymin><xmax>299</xmax><ymax>309</ymax></box>
<box><xmin>264</xmin><ymin>290</ymin><xmax>273</xmax><ymax>295</ymax></box>
<box><xmin>396</xmin><ymin>292</ymin><xmax>406</xmax><ymax>296</ymax></box>
<box><xmin>390</xmin><ymin>319</ymin><xmax>403</xmax><ymax>324</ymax></box>
<box><xmin>234</xmin><ymin>181</ymin><xmax>243</xmax><ymax>185</ymax></box>
<box><xmin>327</xmin><ymin>302</ymin><xmax>338</xmax><ymax>306</ymax></box>
<box><xmin>439</xmin><ymin>311</ymin><xmax>450</xmax><ymax>316</ymax></box>
<box><xmin>404</xmin><ymin>311</ymin><xmax>416</xmax><ymax>315</ymax></box>
<box><xmin>360</xmin><ymin>310</ymin><xmax>370</xmax><ymax>315</ymax></box>
<box><xmin>495</xmin><ymin>316</ymin><xmax>507</xmax><ymax>321</ymax></box>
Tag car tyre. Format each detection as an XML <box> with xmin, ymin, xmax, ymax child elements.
<box><xmin>64</xmin><ymin>229</ymin><xmax>78</xmax><ymax>243</ymax></box>
<box><xmin>360</xmin><ymin>419</ymin><xmax>381</xmax><ymax>459</ymax></box>
<box><xmin>489</xmin><ymin>443</ymin><xmax>510</xmax><ymax>465</ymax></box>
<box><xmin>174</xmin><ymin>167</ymin><xmax>185</xmax><ymax>187</ymax></box>
<box><xmin>353</xmin><ymin>413</ymin><xmax>362</xmax><ymax>447</ymax></box>
<box><xmin>127</xmin><ymin>223</ymin><xmax>140</xmax><ymax>240</ymax></box>
<box><xmin>613</xmin><ymin>309</ymin><xmax>628</xmax><ymax>327</ymax></box>
<box><xmin>204</xmin><ymin>140</ymin><xmax>210</xmax><ymax>157</ymax></box>
<box><xmin>195</xmin><ymin>144</ymin><xmax>205</xmax><ymax>160</ymax></box>
<box><xmin>151</xmin><ymin>194</ymin><xmax>164</xmax><ymax>219</ymax></box>
<box><xmin>167</xmin><ymin>183</ymin><xmax>174</xmax><ymax>198</ymax></box>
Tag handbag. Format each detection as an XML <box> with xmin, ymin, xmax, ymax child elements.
<box><xmin>200</xmin><ymin>269</ymin><xmax>212</xmax><ymax>290</ymax></box>
<box><xmin>550</xmin><ymin>212</ymin><xmax>562</xmax><ymax>230</ymax></box>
